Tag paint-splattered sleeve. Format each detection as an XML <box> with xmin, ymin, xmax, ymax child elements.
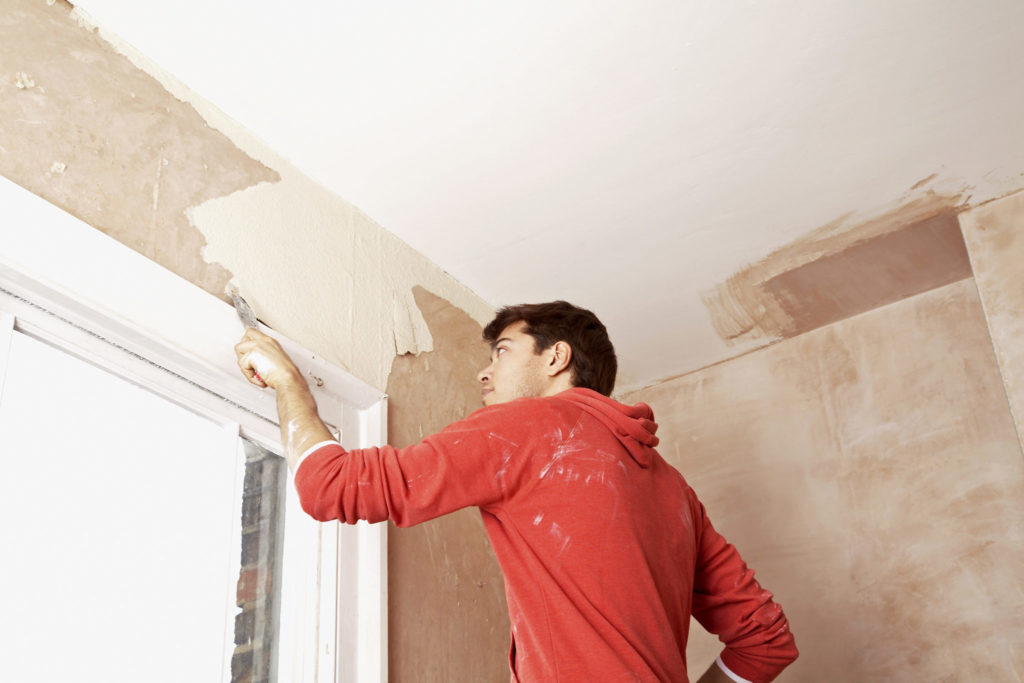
<box><xmin>690</xmin><ymin>500</ymin><xmax>799</xmax><ymax>683</ymax></box>
<box><xmin>293</xmin><ymin>404</ymin><xmax>531</xmax><ymax>527</ymax></box>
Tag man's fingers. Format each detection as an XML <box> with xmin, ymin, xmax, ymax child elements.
<box><xmin>234</xmin><ymin>325</ymin><xmax>305</xmax><ymax>393</ymax></box>
<box><xmin>242</xmin><ymin>327</ymin><xmax>266</xmax><ymax>341</ymax></box>
<box><xmin>236</xmin><ymin>349</ymin><xmax>262</xmax><ymax>384</ymax></box>
<box><xmin>245</xmin><ymin>367</ymin><xmax>268</xmax><ymax>388</ymax></box>
<box><xmin>235</xmin><ymin>330</ymin><xmax>289</xmax><ymax>390</ymax></box>
<box><xmin>238</xmin><ymin>352</ymin><xmax>269</xmax><ymax>388</ymax></box>
<box><xmin>234</xmin><ymin>338</ymin><xmax>257</xmax><ymax>358</ymax></box>
<box><xmin>234</xmin><ymin>337</ymin><xmax>266</xmax><ymax>387</ymax></box>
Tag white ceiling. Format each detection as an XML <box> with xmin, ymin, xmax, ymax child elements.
<box><xmin>73</xmin><ymin>0</ymin><xmax>1024</xmax><ymax>391</ymax></box>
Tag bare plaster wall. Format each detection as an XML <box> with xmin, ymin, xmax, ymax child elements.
<box><xmin>622</xmin><ymin>279</ymin><xmax>1024</xmax><ymax>681</ymax></box>
<box><xmin>386</xmin><ymin>287</ymin><xmax>509</xmax><ymax>682</ymax></box>
<box><xmin>0</xmin><ymin>0</ymin><xmax>493</xmax><ymax>393</ymax></box>
<box><xmin>960</xmin><ymin>190</ymin><xmax>1024</xmax><ymax>452</ymax></box>
<box><xmin>0</xmin><ymin>0</ymin><xmax>275</xmax><ymax>296</ymax></box>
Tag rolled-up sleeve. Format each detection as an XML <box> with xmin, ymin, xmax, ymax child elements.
<box><xmin>691</xmin><ymin>501</ymin><xmax>798</xmax><ymax>682</ymax></box>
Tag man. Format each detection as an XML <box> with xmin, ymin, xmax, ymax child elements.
<box><xmin>235</xmin><ymin>301</ymin><xmax>798</xmax><ymax>682</ymax></box>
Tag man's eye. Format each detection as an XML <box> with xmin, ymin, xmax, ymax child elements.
<box><xmin>496</xmin><ymin>348</ymin><xmax>506</xmax><ymax>357</ymax></box>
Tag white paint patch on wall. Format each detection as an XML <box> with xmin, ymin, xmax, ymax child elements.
<box><xmin>189</xmin><ymin>169</ymin><xmax>492</xmax><ymax>390</ymax></box>
<box><xmin>75</xmin><ymin>6</ymin><xmax>494</xmax><ymax>391</ymax></box>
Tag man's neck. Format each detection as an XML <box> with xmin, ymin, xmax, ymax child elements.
<box><xmin>540</xmin><ymin>379</ymin><xmax>575</xmax><ymax>398</ymax></box>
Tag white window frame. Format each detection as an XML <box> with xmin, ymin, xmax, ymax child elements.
<box><xmin>0</xmin><ymin>175</ymin><xmax>387</xmax><ymax>683</ymax></box>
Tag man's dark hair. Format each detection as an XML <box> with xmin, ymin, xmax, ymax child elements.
<box><xmin>483</xmin><ymin>301</ymin><xmax>617</xmax><ymax>396</ymax></box>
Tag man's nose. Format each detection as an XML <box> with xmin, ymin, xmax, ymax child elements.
<box><xmin>477</xmin><ymin>365</ymin><xmax>491</xmax><ymax>383</ymax></box>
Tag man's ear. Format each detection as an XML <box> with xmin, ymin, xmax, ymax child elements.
<box><xmin>546</xmin><ymin>341</ymin><xmax>573</xmax><ymax>377</ymax></box>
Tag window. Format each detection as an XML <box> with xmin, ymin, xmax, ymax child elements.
<box><xmin>0</xmin><ymin>176</ymin><xmax>387</xmax><ymax>682</ymax></box>
<box><xmin>0</xmin><ymin>325</ymin><xmax>246</xmax><ymax>681</ymax></box>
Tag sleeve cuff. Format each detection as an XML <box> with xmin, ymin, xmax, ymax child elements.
<box><xmin>294</xmin><ymin>439</ymin><xmax>341</xmax><ymax>472</ymax></box>
<box><xmin>716</xmin><ymin>655</ymin><xmax>754</xmax><ymax>683</ymax></box>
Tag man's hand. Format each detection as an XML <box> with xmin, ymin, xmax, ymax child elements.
<box><xmin>233</xmin><ymin>328</ymin><xmax>335</xmax><ymax>471</ymax></box>
<box><xmin>234</xmin><ymin>328</ymin><xmax>302</xmax><ymax>390</ymax></box>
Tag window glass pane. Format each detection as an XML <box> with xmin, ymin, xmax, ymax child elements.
<box><xmin>0</xmin><ymin>331</ymin><xmax>241</xmax><ymax>682</ymax></box>
<box><xmin>234</xmin><ymin>440</ymin><xmax>286</xmax><ymax>683</ymax></box>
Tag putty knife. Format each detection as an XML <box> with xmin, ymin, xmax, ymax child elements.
<box><xmin>229</xmin><ymin>288</ymin><xmax>264</xmax><ymax>383</ymax></box>
<box><xmin>229</xmin><ymin>288</ymin><xmax>259</xmax><ymax>330</ymax></box>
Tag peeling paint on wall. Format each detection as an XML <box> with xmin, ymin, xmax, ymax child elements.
<box><xmin>702</xmin><ymin>191</ymin><xmax>971</xmax><ymax>344</ymax></box>
<box><xmin>1</xmin><ymin>0</ymin><xmax>493</xmax><ymax>393</ymax></box>
<box><xmin>189</xmin><ymin>176</ymin><xmax>492</xmax><ymax>390</ymax></box>
<box><xmin>80</xmin><ymin>1</ymin><xmax>493</xmax><ymax>390</ymax></box>
<box><xmin>0</xmin><ymin>0</ymin><xmax>278</xmax><ymax>297</ymax></box>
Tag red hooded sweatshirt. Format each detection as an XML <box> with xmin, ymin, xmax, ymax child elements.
<box><xmin>295</xmin><ymin>387</ymin><xmax>797</xmax><ymax>682</ymax></box>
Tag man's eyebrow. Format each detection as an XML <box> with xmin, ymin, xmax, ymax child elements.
<box><xmin>490</xmin><ymin>336</ymin><xmax>513</xmax><ymax>350</ymax></box>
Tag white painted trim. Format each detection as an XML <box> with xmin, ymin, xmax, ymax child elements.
<box><xmin>279</xmin><ymin>479</ymin><xmax>318</xmax><ymax>682</ymax></box>
<box><xmin>278</xmin><ymin>396</ymin><xmax>391</xmax><ymax>683</ymax></box>
<box><xmin>336</xmin><ymin>407</ymin><xmax>362</xmax><ymax>683</ymax></box>
<box><xmin>356</xmin><ymin>397</ymin><xmax>389</xmax><ymax>683</ymax></box>
<box><xmin>220</xmin><ymin>422</ymin><xmax>245</xmax><ymax>683</ymax></box>
<box><xmin>333</xmin><ymin>396</ymin><xmax>389</xmax><ymax>683</ymax></box>
<box><xmin>0</xmin><ymin>313</ymin><xmax>14</xmax><ymax>409</ymax></box>
<box><xmin>0</xmin><ymin>281</ymin><xmax>280</xmax><ymax>442</ymax></box>
<box><xmin>317</xmin><ymin>519</ymin><xmax>342</xmax><ymax>683</ymax></box>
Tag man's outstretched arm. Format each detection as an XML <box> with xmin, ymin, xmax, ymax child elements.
<box><xmin>234</xmin><ymin>328</ymin><xmax>514</xmax><ymax>528</ymax></box>
<box><xmin>234</xmin><ymin>328</ymin><xmax>335</xmax><ymax>470</ymax></box>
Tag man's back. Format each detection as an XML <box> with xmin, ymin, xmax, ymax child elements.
<box><xmin>295</xmin><ymin>387</ymin><xmax>797</xmax><ymax>681</ymax></box>
<box><xmin>478</xmin><ymin>389</ymin><xmax>699</xmax><ymax>680</ymax></box>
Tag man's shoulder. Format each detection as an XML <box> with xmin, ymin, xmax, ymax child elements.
<box><xmin>426</xmin><ymin>397</ymin><xmax>577</xmax><ymax>457</ymax></box>
<box><xmin>458</xmin><ymin>395</ymin><xmax>582</xmax><ymax>432</ymax></box>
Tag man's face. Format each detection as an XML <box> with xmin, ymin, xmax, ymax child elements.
<box><xmin>477</xmin><ymin>321</ymin><xmax>549</xmax><ymax>406</ymax></box>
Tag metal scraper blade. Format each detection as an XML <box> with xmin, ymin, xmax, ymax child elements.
<box><xmin>229</xmin><ymin>288</ymin><xmax>259</xmax><ymax>329</ymax></box>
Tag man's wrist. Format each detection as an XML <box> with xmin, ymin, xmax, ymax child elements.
<box><xmin>270</xmin><ymin>365</ymin><xmax>308</xmax><ymax>392</ymax></box>
<box><xmin>293</xmin><ymin>439</ymin><xmax>341</xmax><ymax>472</ymax></box>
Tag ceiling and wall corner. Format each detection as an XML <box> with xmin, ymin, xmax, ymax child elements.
<box><xmin>8</xmin><ymin>0</ymin><xmax>1024</xmax><ymax>392</ymax></box>
<box><xmin>959</xmin><ymin>190</ymin><xmax>1024</xmax><ymax>451</ymax></box>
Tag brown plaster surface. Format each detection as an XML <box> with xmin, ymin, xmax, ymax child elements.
<box><xmin>386</xmin><ymin>287</ymin><xmax>509</xmax><ymax>682</ymax></box>
<box><xmin>960</xmin><ymin>190</ymin><xmax>1024</xmax><ymax>451</ymax></box>
<box><xmin>703</xmin><ymin>192</ymin><xmax>970</xmax><ymax>344</ymax></box>
<box><xmin>625</xmin><ymin>280</ymin><xmax>1024</xmax><ymax>681</ymax></box>
<box><xmin>0</xmin><ymin>0</ymin><xmax>278</xmax><ymax>298</ymax></box>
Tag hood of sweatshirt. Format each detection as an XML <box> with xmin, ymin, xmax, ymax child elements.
<box><xmin>556</xmin><ymin>387</ymin><xmax>659</xmax><ymax>467</ymax></box>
